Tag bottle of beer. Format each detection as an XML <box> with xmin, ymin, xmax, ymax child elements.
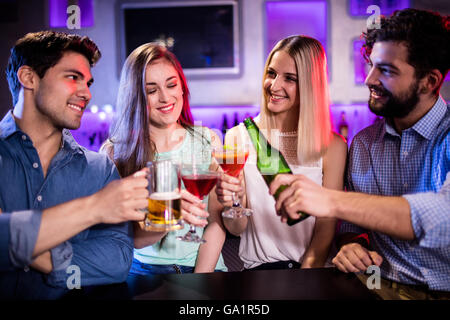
<box><xmin>243</xmin><ymin>117</ymin><xmax>309</xmax><ymax>225</ymax></box>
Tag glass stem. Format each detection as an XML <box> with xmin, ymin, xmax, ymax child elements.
<box><xmin>232</xmin><ymin>192</ymin><xmax>241</xmax><ymax>207</ymax></box>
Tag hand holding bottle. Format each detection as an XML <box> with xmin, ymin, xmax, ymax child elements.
<box><xmin>269</xmin><ymin>174</ymin><xmax>334</xmax><ymax>222</ymax></box>
<box><xmin>243</xmin><ymin>117</ymin><xmax>309</xmax><ymax>225</ymax></box>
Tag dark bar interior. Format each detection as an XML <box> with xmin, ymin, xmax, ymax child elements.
<box><xmin>0</xmin><ymin>0</ymin><xmax>449</xmax><ymax>312</ymax></box>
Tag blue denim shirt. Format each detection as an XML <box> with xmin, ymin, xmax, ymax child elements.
<box><xmin>0</xmin><ymin>111</ymin><xmax>133</xmax><ymax>299</ymax></box>
<box><xmin>340</xmin><ymin>97</ymin><xmax>450</xmax><ymax>291</ymax></box>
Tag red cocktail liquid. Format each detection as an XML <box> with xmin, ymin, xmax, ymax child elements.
<box><xmin>215</xmin><ymin>151</ymin><xmax>249</xmax><ymax>177</ymax></box>
<box><xmin>182</xmin><ymin>174</ymin><xmax>218</xmax><ymax>199</ymax></box>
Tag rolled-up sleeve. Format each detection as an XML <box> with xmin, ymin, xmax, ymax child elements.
<box><xmin>45</xmin><ymin>222</ymin><xmax>133</xmax><ymax>287</ymax></box>
<box><xmin>403</xmin><ymin>176</ymin><xmax>450</xmax><ymax>248</ymax></box>
<box><xmin>8</xmin><ymin>210</ymin><xmax>43</xmax><ymax>269</ymax></box>
<box><xmin>45</xmin><ymin>165</ymin><xmax>133</xmax><ymax>288</ymax></box>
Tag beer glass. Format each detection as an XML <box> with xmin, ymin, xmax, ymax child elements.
<box><xmin>144</xmin><ymin>160</ymin><xmax>183</xmax><ymax>231</ymax></box>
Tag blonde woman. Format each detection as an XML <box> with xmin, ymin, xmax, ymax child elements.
<box><xmin>215</xmin><ymin>35</ymin><xmax>347</xmax><ymax>271</ymax></box>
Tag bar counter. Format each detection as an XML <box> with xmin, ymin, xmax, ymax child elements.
<box><xmin>64</xmin><ymin>267</ymin><xmax>378</xmax><ymax>300</ymax></box>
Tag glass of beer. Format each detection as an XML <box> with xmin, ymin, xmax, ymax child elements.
<box><xmin>144</xmin><ymin>160</ymin><xmax>183</xmax><ymax>231</ymax></box>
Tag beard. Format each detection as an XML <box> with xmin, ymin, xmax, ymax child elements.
<box><xmin>368</xmin><ymin>80</ymin><xmax>420</xmax><ymax>118</ymax></box>
<box><xmin>35</xmin><ymin>100</ymin><xmax>81</xmax><ymax>131</ymax></box>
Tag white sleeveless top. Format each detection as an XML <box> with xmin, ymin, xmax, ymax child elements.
<box><xmin>237</xmin><ymin>122</ymin><xmax>323</xmax><ymax>269</ymax></box>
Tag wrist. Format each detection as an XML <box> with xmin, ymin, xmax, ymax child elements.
<box><xmin>328</xmin><ymin>189</ymin><xmax>342</xmax><ymax>219</ymax></box>
<box><xmin>79</xmin><ymin>194</ymin><xmax>101</xmax><ymax>226</ymax></box>
<box><xmin>339</xmin><ymin>233</ymin><xmax>370</xmax><ymax>250</ymax></box>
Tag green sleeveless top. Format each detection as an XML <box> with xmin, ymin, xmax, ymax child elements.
<box><xmin>134</xmin><ymin>126</ymin><xmax>227</xmax><ymax>271</ymax></box>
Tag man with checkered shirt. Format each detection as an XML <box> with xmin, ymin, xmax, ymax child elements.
<box><xmin>270</xmin><ymin>8</ymin><xmax>450</xmax><ymax>299</ymax></box>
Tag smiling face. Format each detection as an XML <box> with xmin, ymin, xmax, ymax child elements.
<box><xmin>33</xmin><ymin>51</ymin><xmax>93</xmax><ymax>130</ymax></box>
<box><xmin>263</xmin><ymin>50</ymin><xmax>300</xmax><ymax>117</ymax></box>
<box><xmin>365</xmin><ymin>41</ymin><xmax>421</xmax><ymax>118</ymax></box>
<box><xmin>145</xmin><ymin>58</ymin><xmax>184</xmax><ymax>129</ymax></box>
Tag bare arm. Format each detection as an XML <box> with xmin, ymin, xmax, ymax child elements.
<box><xmin>333</xmin><ymin>192</ymin><xmax>413</xmax><ymax>240</ymax></box>
<box><xmin>271</xmin><ymin>176</ymin><xmax>414</xmax><ymax>241</ymax></box>
<box><xmin>301</xmin><ymin>134</ymin><xmax>346</xmax><ymax>268</ymax></box>
<box><xmin>215</xmin><ymin>127</ymin><xmax>249</xmax><ymax>236</ymax></box>
<box><xmin>193</xmin><ymin>129</ymin><xmax>227</xmax><ymax>272</ymax></box>
<box><xmin>30</xmin><ymin>170</ymin><xmax>148</xmax><ymax>272</ymax></box>
<box><xmin>194</xmin><ymin>185</ymin><xmax>227</xmax><ymax>273</ymax></box>
<box><xmin>133</xmin><ymin>222</ymin><xmax>168</xmax><ymax>249</ymax></box>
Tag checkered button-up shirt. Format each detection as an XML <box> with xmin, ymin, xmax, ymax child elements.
<box><xmin>340</xmin><ymin>96</ymin><xmax>450</xmax><ymax>291</ymax></box>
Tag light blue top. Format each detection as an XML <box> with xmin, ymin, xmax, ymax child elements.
<box><xmin>134</xmin><ymin>126</ymin><xmax>227</xmax><ymax>271</ymax></box>
<box><xmin>341</xmin><ymin>96</ymin><xmax>450</xmax><ymax>291</ymax></box>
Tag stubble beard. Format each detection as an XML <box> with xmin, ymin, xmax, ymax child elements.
<box><xmin>368</xmin><ymin>80</ymin><xmax>420</xmax><ymax>119</ymax></box>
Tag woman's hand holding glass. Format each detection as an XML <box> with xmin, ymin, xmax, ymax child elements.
<box><xmin>180</xmin><ymin>189</ymin><xmax>209</xmax><ymax>228</ymax></box>
<box><xmin>215</xmin><ymin>170</ymin><xmax>246</xmax><ymax>210</ymax></box>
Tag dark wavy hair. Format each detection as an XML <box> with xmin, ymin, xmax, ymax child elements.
<box><xmin>362</xmin><ymin>8</ymin><xmax>449</xmax><ymax>88</ymax></box>
<box><xmin>6</xmin><ymin>31</ymin><xmax>101</xmax><ymax>106</ymax></box>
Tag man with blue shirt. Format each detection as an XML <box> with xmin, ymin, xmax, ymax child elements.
<box><xmin>270</xmin><ymin>9</ymin><xmax>449</xmax><ymax>299</ymax></box>
<box><xmin>0</xmin><ymin>31</ymin><xmax>149</xmax><ymax>299</ymax></box>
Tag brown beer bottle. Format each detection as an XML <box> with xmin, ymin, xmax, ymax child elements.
<box><xmin>243</xmin><ymin>117</ymin><xmax>309</xmax><ymax>225</ymax></box>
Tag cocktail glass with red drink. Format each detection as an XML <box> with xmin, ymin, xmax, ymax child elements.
<box><xmin>176</xmin><ymin>163</ymin><xmax>219</xmax><ymax>243</ymax></box>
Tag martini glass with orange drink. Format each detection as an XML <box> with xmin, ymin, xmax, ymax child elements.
<box><xmin>212</xmin><ymin>145</ymin><xmax>253</xmax><ymax>218</ymax></box>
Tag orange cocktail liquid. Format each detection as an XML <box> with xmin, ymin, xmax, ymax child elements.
<box><xmin>216</xmin><ymin>151</ymin><xmax>249</xmax><ymax>177</ymax></box>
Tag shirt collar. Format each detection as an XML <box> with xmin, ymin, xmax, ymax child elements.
<box><xmin>0</xmin><ymin>110</ymin><xmax>84</xmax><ymax>154</ymax></box>
<box><xmin>61</xmin><ymin>129</ymin><xmax>85</xmax><ymax>154</ymax></box>
<box><xmin>411</xmin><ymin>96</ymin><xmax>447</xmax><ymax>140</ymax></box>
<box><xmin>384</xmin><ymin>96</ymin><xmax>447</xmax><ymax>140</ymax></box>
<box><xmin>0</xmin><ymin>110</ymin><xmax>20</xmax><ymax>139</ymax></box>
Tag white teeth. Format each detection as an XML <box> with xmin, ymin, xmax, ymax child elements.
<box><xmin>272</xmin><ymin>95</ymin><xmax>285</xmax><ymax>100</ymax></box>
<box><xmin>68</xmin><ymin>104</ymin><xmax>82</xmax><ymax>111</ymax></box>
<box><xmin>159</xmin><ymin>104</ymin><xmax>174</xmax><ymax>111</ymax></box>
<box><xmin>371</xmin><ymin>91</ymin><xmax>383</xmax><ymax>98</ymax></box>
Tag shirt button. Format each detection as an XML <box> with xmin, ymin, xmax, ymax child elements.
<box><xmin>404</xmin><ymin>183</ymin><xmax>408</xmax><ymax>188</ymax></box>
<box><xmin>403</xmin><ymin>151</ymin><xmax>408</xmax><ymax>156</ymax></box>
<box><xmin>22</xmin><ymin>135</ymin><xmax>27</xmax><ymax>140</ymax></box>
<box><xmin>288</xmin><ymin>263</ymin><xmax>293</xmax><ymax>268</ymax></box>
<box><xmin>32</xmin><ymin>162</ymin><xmax>39</xmax><ymax>169</ymax></box>
<box><xmin>24</xmin><ymin>266</ymin><xmax>29</xmax><ymax>272</ymax></box>
<box><xmin>37</xmin><ymin>195</ymin><xmax>42</xmax><ymax>202</ymax></box>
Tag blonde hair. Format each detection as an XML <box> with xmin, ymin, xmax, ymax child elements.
<box><xmin>260</xmin><ymin>36</ymin><xmax>332</xmax><ymax>163</ymax></box>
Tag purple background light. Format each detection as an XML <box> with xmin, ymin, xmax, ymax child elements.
<box><xmin>349</xmin><ymin>0</ymin><xmax>410</xmax><ymax>16</ymax></box>
<box><xmin>65</xmin><ymin>0</ymin><xmax>447</xmax><ymax>152</ymax></box>
<box><xmin>49</xmin><ymin>0</ymin><xmax>94</xmax><ymax>28</ymax></box>
<box><xmin>354</xmin><ymin>39</ymin><xmax>368</xmax><ymax>84</ymax></box>
<box><xmin>265</xmin><ymin>1</ymin><xmax>327</xmax><ymax>57</ymax></box>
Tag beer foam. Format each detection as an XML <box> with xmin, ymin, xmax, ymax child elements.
<box><xmin>149</xmin><ymin>192</ymin><xmax>181</xmax><ymax>200</ymax></box>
